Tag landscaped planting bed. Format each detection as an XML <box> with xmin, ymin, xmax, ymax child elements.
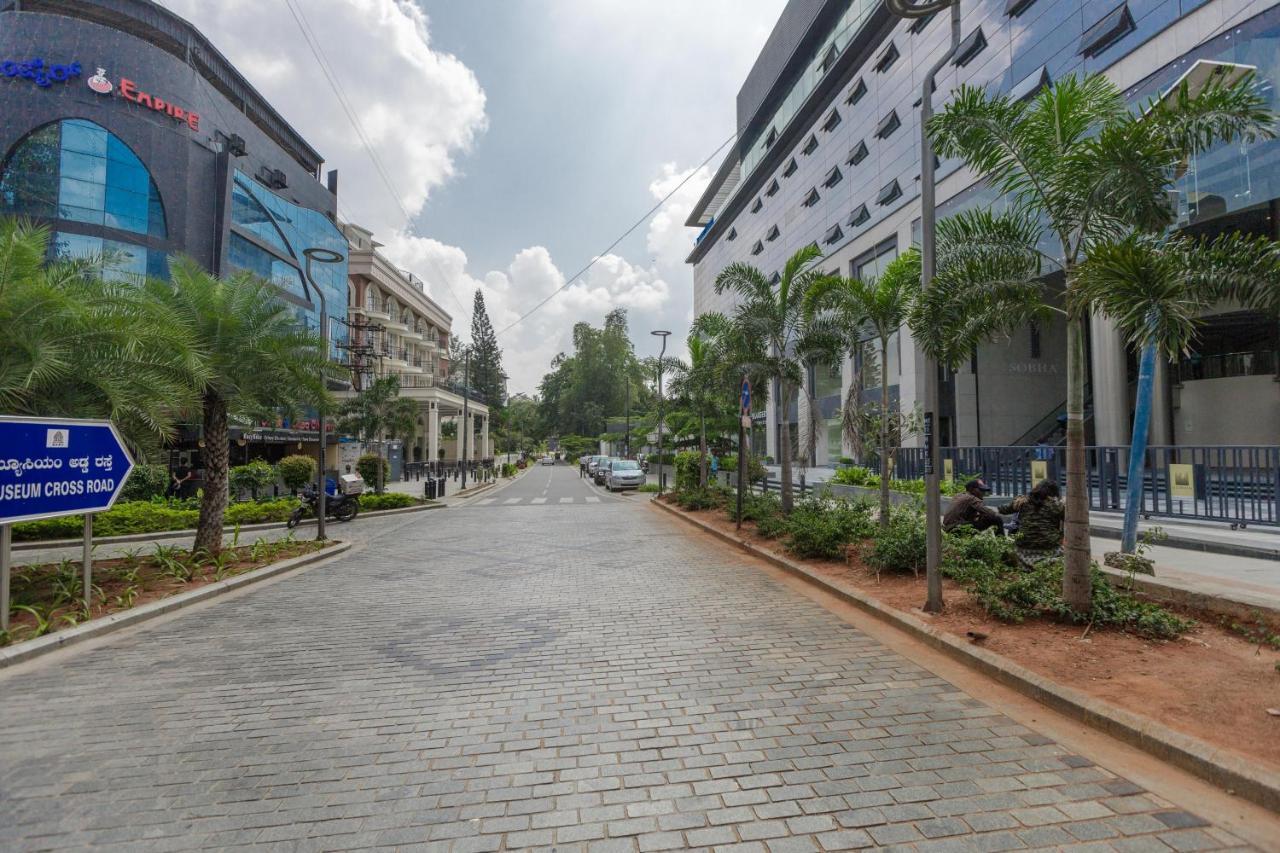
<box><xmin>2</xmin><ymin>536</ymin><xmax>334</xmax><ymax>647</ymax></box>
<box><xmin>660</xmin><ymin>486</ymin><xmax>1280</xmax><ymax>772</ymax></box>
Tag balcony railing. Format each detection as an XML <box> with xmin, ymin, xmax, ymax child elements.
<box><xmin>1175</xmin><ymin>350</ymin><xmax>1277</xmax><ymax>382</ymax></box>
<box><xmin>388</xmin><ymin>371</ymin><xmax>435</xmax><ymax>389</ymax></box>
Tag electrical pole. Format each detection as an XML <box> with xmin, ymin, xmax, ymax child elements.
<box><xmin>651</xmin><ymin>330</ymin><xmax>671</xmax><ymax>493</ymax></box>
<box><xmin>461</xmin><ymin>346</ymin><xmax>470</xmax><ymax>491</ymax></box>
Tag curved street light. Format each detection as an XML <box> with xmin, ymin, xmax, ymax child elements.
<box><xmin>651</xmin><ymin>330</ymin><xmax>671</xmax><ymax>495</ymax></box>
<box><xmin>302</xmin><ymin>247</ymin><xmax>344</xmax><ymax>542</ymax></box>
<box><xmin>883</xmin><ymin>0</ymin><xmax>960</xmax><ymax>614</ymax></box>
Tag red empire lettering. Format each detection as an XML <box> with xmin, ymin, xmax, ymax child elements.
<box><xmin>187</xmin><ymin>112</ymin><xmax>200</xmax><ymax>131</ymax></box>
<box><xmin>137</xmin><ymin>92</ymin><xmax>152</xmax><ymax>108</ymax></box>
<box><xmin>119</xmin><ymin>77</ymin><xmax>137</xmax><ymax>101</ymax></box>
<box><xmin>152</xmin><ymin>97</ymin><xmax>166</xmax><ymax>112</ymax></box>
<box><xmin>174</xmin><ymin>106</ymin><xmax>186</xmax><ymax>121</ymax></box>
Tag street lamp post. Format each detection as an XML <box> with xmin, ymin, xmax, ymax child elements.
<box><xmin>885</xmin><ymin>0</ymin><xmax>960</xmax><ymax>614</ymax></box>
<box><xmin>651</xmin><ymin>330</ymin><xmax>671</xmax><ymax>494</ymax></box>
<box><xmin>302</xmin><ymin>247</ymin><xmax>344</xmax><ymax>542</ymax></box>
<box><xmin>625</xmin><ymin>374</ymin><xmax>631</xmax><ymax>458</ymax></box>
<box><xmin>461</xmin><ymin>345</ymin><xmax>471</xmax><ymax>491</ymax></box>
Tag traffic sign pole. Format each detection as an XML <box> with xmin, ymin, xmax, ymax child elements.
<box><xmin>82</xmin><ymin>514</ymin><xmax>93</xmax><ymax>613</ymax></box>
<box><xmin>1</xmin><ymin>524</ymin><xmax>9</xmax><ymax>632</ymax></box>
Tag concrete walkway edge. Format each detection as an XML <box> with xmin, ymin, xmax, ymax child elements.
<box><xmin>0</xmin><ymin>540</ymin><xmax>353</xmax><ymax>669</ymax></box>
<box><xmin>652</xmin><ymin>498</ymin><xmax>1280</xmax><ymax>815</ymax></box>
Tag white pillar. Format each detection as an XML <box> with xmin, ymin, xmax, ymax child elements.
<box><xmin>480</xmin><ymin>415</ymin><xmax>490</xmax><ymax>461</ymax></box>
<box><xmin>428</xmin><ymin>403</ymin><xmax>439</xmax><ymax>467</ymax></box>
<box><xmin>1089</xmin><ymin>314</ymin><xmax>1129</xmax><ymax>447</ymax></box>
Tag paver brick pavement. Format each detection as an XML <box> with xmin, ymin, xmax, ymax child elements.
<box><xmin>0</xmin><ymin>469</ymin><xmax>1263</xmax><ymax>850</ymax></box>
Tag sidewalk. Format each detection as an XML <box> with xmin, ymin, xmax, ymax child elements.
<box><xmin>382</xmin><ymin>470</ymin><xmax>511</xmax><ymax>506</ymax></box>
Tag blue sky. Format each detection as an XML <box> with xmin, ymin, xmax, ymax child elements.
<box><xmin>160</xmin><ymin>0</ymin><xmax>787</xmax><ymax>392</ymax></box>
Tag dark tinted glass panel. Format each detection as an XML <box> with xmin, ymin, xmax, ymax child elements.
<box><xmin>0</xmin><ymin>124</ymin><xmax>60</xmax><ymax>218</ymax></box>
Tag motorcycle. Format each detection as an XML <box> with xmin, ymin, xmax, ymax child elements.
<box><xmin>287</xmin><ymin>482</ymin><xmax>359</xmax><ymax>528</ymax></box>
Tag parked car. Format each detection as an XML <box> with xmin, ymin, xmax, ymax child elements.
<box><xmin>585</xmin><ymin>456</ymin><xmax>606</xmax><ymax>478</ymax></box>
<box><xmin>605</xmin><ymin>458</ymin><xmax>646</xmax><ymax>492</ymax></box>
<box><xmin>540</xmin><ymin>455</ymin><xmax>555</xmax><ymax>466</ymax></box>
<box><xmin>592</xmin><ymin>457</ymin><xmax>614</xmax><ymax>485</ymax></box>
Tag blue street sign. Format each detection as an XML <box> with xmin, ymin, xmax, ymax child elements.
<box><xmin>0</xmin><ymin>417</ymin><xmax>134</xmax><ymax>525</ymax></box>
<box><xmin>740</xmin><ymin>377</ymin><xmax>751</xmax><ymax>414</ymax></box>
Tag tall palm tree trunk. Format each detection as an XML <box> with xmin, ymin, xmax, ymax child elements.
<box><xmin>699</xmin><ymin>413</ymin><xmax>708</xmax><ymax>488</ymax></box>
<box><xmin>879</xmin><ymin>336</ymin><xmax>891</xmax><ymax>531</ymax></box>
<box><xmin>1062</xmin><ymin>315</ymin><xmax>1092</xmax><ymax>613</ymax></box>
<box><xmin>195</xmin><ymin>393</ymin><xmax>230</xmax><ymax>554</ymax></box>
<box><xmin>779</xmin><ymin>381</ymin><xmax>795</xmax><ymax>513</ymax></box>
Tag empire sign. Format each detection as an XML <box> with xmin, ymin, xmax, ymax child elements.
<box><xmin>87</xmin><ymin>67</ymin><xmax>201</xmax><ymax>131</ymax></box>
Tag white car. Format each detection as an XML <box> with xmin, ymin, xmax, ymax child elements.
<box><xmin>605</xmin><ymin>459</ymin><xmax>646</xmax><ymax>492</ymax></box>
<box><xmin>540</xmin><ymin>455</ymin><xmax>555</xmax><ymax>465</ymax></box>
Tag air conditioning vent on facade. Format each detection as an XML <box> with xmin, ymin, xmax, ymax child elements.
<box><xmin>876</xmin><ymin>179</ymin><xmax>902</xmax><ymax>206</ymax></box>
<box><xmin>270</xmin><ymin>169</ymin><xmax>288</xmax><ymax>189</ymax></box>
<box><xmin>953</xmin><ymin>27</ymin><xmax>987</xmax><ymax>67</ymax></box>
<box><xmin>227</xmin><ymin>134</ymin><xmax>247</xmax><ymax>156</ymax></box>
<box><xmin>875</xmin><ymin>110</ymin><xmax>901</xmax><ymax>139</ymax></box>
<box><xmin>849</xmin><ymin>203</ymin><xmax>870</xmax><ymax>227</ymax></box>
<box><xmin>1080</xmin><ymin>3</ymin><xmax>1135</xmax><ymax>58</ymax></box>
<box><xmin>848</xmin><ymin>141</ymin><xmax>869</xmax><ymax>166</ymax></box>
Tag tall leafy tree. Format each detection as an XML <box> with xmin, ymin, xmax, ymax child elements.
<box><xmin>806</xmin><ymin>249</ymin><xmax>921</xmax><ymax>529</ymax></box>
<box><xmin>0</xmin><ymin>219</ymin><xmax>200</xmax><ymax>451</ymax></box>
<box><xmin>144</xmin><ymin>260</ymin><xmax>336</xmax><ymax>553</ymax></box>
<box><xmin>926</xmin><ymin>72</ymin><xmax>1272</xmax><ymax>613</ymax></box>
<box><xmin>337</xmin><ymin>375</ymin><xmax>419</xmax><ymax>493</ymax></box>
<box><xmin>668</xmin><ymin>314</ymin><xmax>733</xmax><ymax>486</ymax></box>
<box><xmin>469</xmin><ymin>289</ymin><xmax>505</xmax><ymax>407</ymax></box>
<box><xmin>712</xmin><ymin>244</ymin><xmax>835</xmax><ymax>513</ymax></box>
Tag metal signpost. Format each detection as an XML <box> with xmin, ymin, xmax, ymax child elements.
<box><xmin>738</xmin><ymin>377</ymin><xmax>751</xmax><ymax>530</ymax></box>
<box><xmin>0</xmin><ymin>416</ymin><xmax>135</xmax><ymax>631</ymax></box>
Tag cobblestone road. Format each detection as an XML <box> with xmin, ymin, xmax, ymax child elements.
<box><xmin>0</xmin><ymin>467</ymin><xmax>1261</xmax><ymax>851</ymax></box>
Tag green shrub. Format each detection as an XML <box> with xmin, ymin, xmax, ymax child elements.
<box><xmin>726</xmin><ymin>491</ymin><xmax>781</xmax><ymax>524</ymax></box>
<box><xmin>720</xmin><ymin>453</ymin><xmax>768</xmax><ymax>483</ymax></box>
<box><xmin>223</xmin><ymin>499</ymin><xmax>297</xmax><ymax>525</ymax></box>
<box><xmin>831</xmin><ymin>466</ymin><xmax>875</xmax><ymax>487</ymax></box>
<box><xmin>120</xmin><ymin>463</ymin><xmax>169</xmax><ymax>502</ymax></box>
<box><xmin>864</xmin><ymin>507</ymin><xmax>927</xmax><ymax>576</ymax></box>
<box><xmin>754</xmin><ymin>510</ymin><xmax>790</xmax><ymax>539</ymax></box>
<box><xmin>784</xmin><ymin>497</ymin><xmax>876</xmax><ymax>560</ymax></box>
<box><xmin>637</xmin><ymin>482</ymin><xmax>660</xmax><ymax>493</ymax></box>
<box><xmin>501</xmin><ymin>462</ymin><xmax>518</xmax><ymax>477</ymax></box>
<box><xmin>943</xmin><ymin>553</ymin><xmax>1191</xmax><ymax>639</ymax></box>
<box><xmin>674</xmin><ymin>485</ymin><xmax>727</xmax><ymax>511</ymax></box>
<box><xmin>356</xmin><ymin>454</ymin><xmax>390</xmax><ymax>491</ymax></box>
<box><xmin>277</xmin><ymin>454</ymin><xmax>317</xmax><ymax>493</ymax></box>
<box><xmin>674</xmin><ymin>451</ymin><xmax>702</xmax><ymax>490</ymax></box>
<box><xmin>228</xmin><ymin>460</ymin><xmax>277</xmax><ymax>500</ymax></box>
<box><xmin>359</xmin><ymin>492</ymin><xmax>418</xmax><ymax>511</ymax></box>
<box><xmin>830</xmin><ymin>466</ymin><xmax>971</xmax><ymax>497</ymax></box>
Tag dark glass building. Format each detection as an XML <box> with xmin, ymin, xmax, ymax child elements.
<box><xmin>0</xmin><ymin>0</ymin><xmax>348</xmax><ymax>342</ymax></box>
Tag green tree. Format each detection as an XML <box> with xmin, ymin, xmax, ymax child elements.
<box><xmin>926</xmin><ymin>72</ymin><xmax>1272</xmax><ymax>613</ymax></box>
<box><xmin>469</xmin><ymin>289</ymin><xmax>505</xmax><ymax>407</ymax></box>
<box><xmin>669</xmin><ymin>314</ymin><xmax>735</xmax><ymax>487</ymax></box>
<box><xmin>806</xmin><ymin>250</ymin><xmax>921</xmax><ymax>530</ymax></box>
<box><xmin>337</xmin><ymin>375</ymin><xmax>418</xmax><ymax>493</ymax></box>
<box><xmin>0</xmin><ymin>219</ymin><xmax>199</xmax><ymax>451</ymax></box>
<box><xmin>711</xmin><ymin>244</ymin><xmax>835</xmax><ymax>513</ymax></box>
<box><xmin>144</xmin><ymin>259</ymin><xmax>335</xmax><ymax>553</ymax></box>
<box><xmin>536</xmin><ymin>309</ymin><xmax>649</xmax><ymax>438</ymax></box>
<box><xmin>277</xmin><ymin>454</ymin><xmax>317</xmax><ymax>494</ymax></box>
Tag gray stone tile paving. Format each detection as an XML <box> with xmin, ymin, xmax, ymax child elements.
<box><xmin>0</xmin><ymin>469</ymin><xmax>1261</xmax><ymax>849</ymax></box>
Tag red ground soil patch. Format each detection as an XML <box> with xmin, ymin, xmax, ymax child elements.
<box><xmin>667</xmin><ymin>498</ymin><xmax>1280</xmax><ymax>772</ymax></box>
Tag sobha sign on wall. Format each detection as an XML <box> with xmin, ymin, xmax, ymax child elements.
<box><xmin>0</xmin><ymin>57</ymin><xmax>82</xmax><ymax>87</ymax></box>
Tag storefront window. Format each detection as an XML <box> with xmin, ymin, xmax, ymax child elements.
<box><xmin>0</xmin><ymin>119</ymin><xmax>167</xmax><ymax>238</ymax></box>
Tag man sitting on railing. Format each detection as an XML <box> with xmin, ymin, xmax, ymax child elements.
<box><xmin>943</xmin><ymin>479</ymin><xmax>1004</xmax><ymax>537</ymax></box>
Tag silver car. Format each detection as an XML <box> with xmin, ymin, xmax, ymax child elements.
<box><xmin>605</xmin><ymin>458</ymin><xmax>646</xmax><ymax>492</ymax></box>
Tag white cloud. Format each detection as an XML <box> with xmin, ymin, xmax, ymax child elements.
<box><xmin>157</xmin><ymin>0</ymin><xmax>723</xmax><ymax>395</ymax></box>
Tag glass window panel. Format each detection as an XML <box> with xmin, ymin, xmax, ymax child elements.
<box><xmin>59</xmin><ymin>149</ymin><xmax>106</xmax><ymax>184</ymax></box>
<box><xmin>147</xmin><ymin>248</ymin><xmax>170</xmax><ymax>280</ymax></box>
<box><xmin>59</xmin><ymin>176</ymin><xmax>106</xmax><ymax>214</ymax></box>
<box><xmin>148</xmin><ymin>185</ymin><xmax>167</xmax><ymax>238</ymax></box>
<box><xmin>58</xmin><ymin>203</ymin><xmax>104</xmax><ymax>226</ymax></box>
<box><xmin>51</xmin><ymin>231</ymin><xmax>103</xmax><ymax>261</ymax></box>
<box><xmin>105</xmin><ymin>133</ymin><xmax>142</xmax><ymax>166</ymax></box>
<box><xmin>102</xmin><ymin>238</ymin><xmax>148</xmax><ymax>281</ymax></box>
<box><xmin>231</xmin><ymin>178</ymin><xmax>292</xmax><ymax>254</ymax></box>
<box><xmin>105</xmin><ymin>183</ymin><xmax>148</xmax><ymax>221</ymax></box>
<box><xmin>0</xmin><ymin>124</ymin><xmax>60</xmax><ymax>218</ymax></box>
<box><xmin>60</xmin><ymin>120</ymin><xmax>108</xmax><ymax>157</ymax></box>
<box><xmin>106</xmin><ymin>160</ymin><xmax>149</xmax><ymax>196</ymax></box>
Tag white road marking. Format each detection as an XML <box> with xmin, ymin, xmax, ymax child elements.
<box><xmin>504</xmin><ymin>498</ymin><xmax>521</xmax><ymax>505</ymax></box>
<box><xmin>532</xmin><ymin>497</ymin><xmax>547</xmax><ymax>504</ymax></box>
<box><xmin>559</xmin><ymin>497</ymin><xmax>573</xmax><ymax>504</ymax></box>
<box><xmin>476</xmin><ymin>498</ymin><xmax>497</xmax><ymax>506</ymax></box>
<box><xmin>586</xmin><ymin>496</ymin><xmax>600</xmax><ymax>504</ymax></box>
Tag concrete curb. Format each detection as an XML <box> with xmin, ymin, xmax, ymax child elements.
<box><xmin>1097</xmin><ymin>565</ymin><xmax>1280</xmax><ymax>624</ymax></box>
<box><xmin>652</xmin><ymin>499</ymin><xmax>1280</xmax><ymax>814</ymax></box>
<box><xmin>1089</xmin><ymin>524</ymin><xmax>1280</xmax><ymax>562</ymax></box>
<box><xmin>0</xmin><ymin>541</ymin><xmax>353</xmax><ymax>669</ymax></box>
<box><xmin>13</xmin><ymin>502</ymin><xmax>442</xmax><ymax>552</ymax></box>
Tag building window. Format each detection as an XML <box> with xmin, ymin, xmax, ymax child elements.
<box><xmin>855</xmin><ymin>237</ymin><xmax>898</xmax><ymax>281</ymax></box>
<box><xmin>848</xmin><ymin>140</ymin><xmax>869</xmax><ymax>166</ymax></box>
<box><xmin>876</xmin><ymin>110</ymin><xmax>901</xmax><ymax>139</ymax></box>
<box><xmin>751</xmin><ymin>197</ymin><xmax>763</xmax><ymax>213</ymax></box>
<box><xmin>824</xmin><ymin>224</ymin><xmax>843</xmax><ymax>245</ymax></box>
<box><xmin>822</xmin><ymin>108</ymin><xmax>842</xmax><ymax>132</ymax></box>
<box><xmin>1010</xmin><ymin>65</ymin><xmax>1051</xmax><ymax>102</ymax></box>
<box><xmin>51</xmin><ymin>231</ymin><xmax>167</xmax><ymax>281</ymax></box>
<box><xmin>0</xmin><ymin>118</ymin><xmax>167</xmax><ymax>239</ymax></box>
<box><xmin>783</xmin><ymin>157</ymin><xmax>798</xmax><ymax>177</ymax></box>
<box><xmin>802</xmin><ymin>134</ymin><xmax>819</xmax><ymax>155</ymax></box>
<box><xmin>766</xmin><ymin>224</ymin><xmax>780</xmax><ymax>241</ymax></box>
<box><xmin>818</xmin><ymin>43</ymin><xmax>839</xmax><ymax>74</ymax></box>
<box><xmin>762</xmin><ymin>127</ymin><xmax>778</xmax><ymax>150</ymax></box>
<box><xmin>846</xmin><ymin>77</ymin><xmax>867</xmax><ymax>105</ymax></box>
<box><xmin>803</xmin><ymin>187</ymin><xmax>821</xmax><ymax>207</ymax></box>
<box><xmin>875</xmin><ymin>42</ymin><xmax>899</xmax><ymax>73</ymax></box>
<box><xmin>727</xmin><ymin>227</ymin><xmax>737</xmax><ymax>241</ymax></box>
<box><xmin>954</xmin><ymin>27</ymin><xmax>987</xmax><ymax>67</ymax></box>
<box><xmin>1006</xmin><ymin>0</ymin><xmax>1036</xmax><ymax>15</ymax></box>
<box><xmin>909</xmin><ymin>12</ymin><xmax>936</xmax><ymax>34</ymax></box>
<box><xmin>848</xmin><ymin>203</ymin><xmax>870</xmax><ymax>228</ymax></box>
<box><xmin>766</xmin><ymin>178</ymin><xmax>780</xmax><ymax>197</ymax></box>
<box><xmin>823</xmin><ymin>166</ymin><xmax>843</xmax><ymax>188</ymax></box>
<box><xmin>1080</xmin><ymin>3</ymin><xmax>1135</xmax><ymax>58</ymax></box>
<box><xmin>751</xmin><ymin>240</ymin><xmax>764</xmax><ymax>256</ymax></box>
<box><xmin>876</xmin><ymin>179</ymin><xmax>902</xmax><ymax>206</ymax></box>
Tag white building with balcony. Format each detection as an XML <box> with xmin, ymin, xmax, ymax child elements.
<box><xmin>342</xmin><ymin>223</ymin><xmax>491</xmax><ymax>465</ymax></box>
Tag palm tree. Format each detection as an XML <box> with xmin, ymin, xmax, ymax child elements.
<box><xmin>337</xmin><ymin>375</ymin><xmax>419</xmax><ymax>493</ymax></box>
<box><xmin>669</xmin><ymin>314</ymin><xmax>733</xmax><ymax>487</ymax></box>
<box><xmin>0</xmin><ymin>219</ymin><xmax>199</xmax><ymax>451</ymax></box>
<box><xmin>144</xmin><ymin>259</ymin><xmax>336</xmax><ymax>553</ymax></box>
<box><xmin>714</xmin><ymin>244</ymin><xmax>835</xmax><ymax>512</ymax></box>
<box><xmin>926</xmin><ymin>72</ymin><xmax>1272</xmax><ymax>614</ymax></box>
<box><xmin>806</xmin><ymin>249</ymin><xmax>922</xmax><ymax>530</ymax></box>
